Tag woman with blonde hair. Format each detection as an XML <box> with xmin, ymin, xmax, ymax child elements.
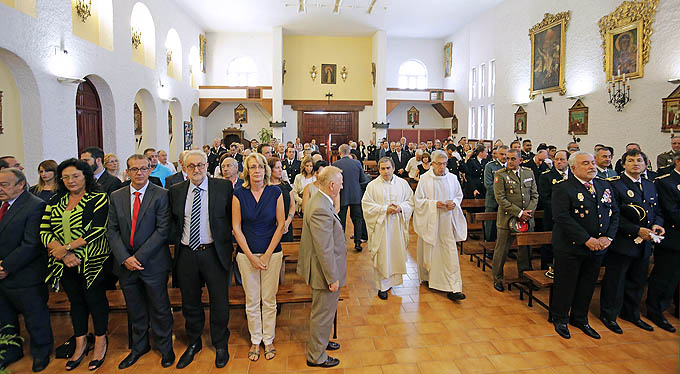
<box><xmin>30</xmin><ymin>159</ymin><xmax>58</xmax><ymax>201</ymax></box>
<box><xmin>292</xmin><ymin>155</ymin><xmax>315</xmax><ymax>212</ymax></box>
<box><xmin>103</xmin><ymin>153</ymin><xmax>124</xmax><ymax>181</ymax></box>
<box><xmin>232</xmin><ymin>153</ymin><xmax>285</xmax><ymax>361</ymax></box>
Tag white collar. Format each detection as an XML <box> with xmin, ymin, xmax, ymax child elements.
<box><xmin>2</xmin><ymin>191</ymin><xmax>23</xmax><ymax>207</ymax></box>
<box><xmin>319</xmin><ymin>190</ymin><xmax>334</xmax><ymax>207</ymax></box>
<box><xmin>574</xmin><ymin>175</ymin><xmax>593</xmax><ymax>185</ymax></box>
<box><xmin>189</xmin><ymin>177</ymin><xmax>209</xmax><ymax>191</ymax></box>
<box><xmin>94</xmin><ymin>169</ymin><xmax>105</xmax><ymax>180</ymax></box>
<box><xmin>130</xmin><ymin>181</ymin><xmax>149</xmax><ymax>196</ymax></box>
<box><xmin>624</xmin><ymin>171</ymin><xmax>642</xmax><ymax>183</ymax></box>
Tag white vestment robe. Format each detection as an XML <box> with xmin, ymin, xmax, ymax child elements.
<box><xmin>413</xmin><ymin>169</ymin><xmax>468</xmax><ymax>292</ymax></box>
<box><xmin>362</xmin><ymin>175</ymin><xmax>414</xmax><ymax>291</ymax></box>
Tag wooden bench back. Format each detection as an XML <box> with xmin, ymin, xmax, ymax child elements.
<box><xmin>461</xmin><ymin>199</ymin><xmax>486</xmax><ymax>209</ymax></box>
<box><xmin>472</xmin><ymin>210</ymin><xmax>545</xmax><ymax>222</ymax></box>
<box><xmin>515</xmin><ymin>231</ymin><xmax>552</xmax><ymax>246</ymax></box>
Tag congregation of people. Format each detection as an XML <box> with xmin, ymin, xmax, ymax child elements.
<box><xmin>0</xmin><ymin>133</ymin><xmax>678</xmax><ymax>372</ymax></box>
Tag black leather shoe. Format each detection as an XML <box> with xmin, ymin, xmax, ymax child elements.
<box><xmin>307</xmin><ymin>356</ymin><xmax>340</xmax><ymax>368</ymax></box>
<box><xmin>378</xmin><ymin>290</ymin><xmax>388</xmax><ymax>300</ymax></box>
<box><xmin>621</xmin><ymin>316</ymin><xmax>654</xmax><ymax>331</ymax></box>
<box><xmin>32</xmin><ymin>356</ymin><xmax>50</xmax><ymax>372</ymax></box>
<box><xmin>508</xmin><ymin>252</ymin><xmax>517</xmax><ymax>259</ymax></box>
<box><xmin>118</xmin><ymin>347</ymin><xmax>150</xmax><ymax>370</ymax></box>
<box><xmin>493</xmin><ymin>282</ymin><xmax>504</xmax><ymax>292</ymax></box>
<box><xmin>600</xmin><ymin>317</ymin><xmax>623</xmax><ymax>334</ymax></box>
<box><xmin>355</xmin><ymin>244</ymin><xmax>363</xmax><ymax>252</ymax></box>
<box><xmin>176</xmin><ymin>341</ymin><xmax>202</xmax><ymax>369</ymax></box>
<box><xmin>215</xmin><ymin>348</ymin><xmax>229</xmax><ymax>368</ymax></box>
<box><xmin>161</xmin><ymin>351</ymin><xmax>175</xmax><ymax>368</ymax></box>
<box><xmin>326</xmin><ymin>341</ymin><xmax>340</xmax><ymax>351</ymax></box>
<box><xmin>570</xmin><ymin>323</ymin><xmax>600</xmax><ymax>339</ymax></box>
<box><xmin>553</xmin><ymin>322</ymin><xmax>571</xmax><ymax>339</ymax></box>
<box><xmin>648</xmin><ymin>315</ymin><xmax>676</xmax><ymax>333</ymax></box>
<box><xmin>447</xmin><ymin>292</ymin><xmax>466</xmax><ymax>301</ymax></box>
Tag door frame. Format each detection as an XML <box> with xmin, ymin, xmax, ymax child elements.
<box><xmin>76</xmin><ymin>77</ymin><xmax>103</xmax><ymax>154</ymax></box>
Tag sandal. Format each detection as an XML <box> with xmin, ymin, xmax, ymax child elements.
<box><xmin>264</xmin><ymin>345</ymin><xmax>276</xmax><ymax>360</ymax></box>
<box><xmin>248</xmin><ymin>345</ymin><xmax>260</xmax><ymax>361</ymax></box>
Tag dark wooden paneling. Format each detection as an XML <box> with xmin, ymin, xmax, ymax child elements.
<box><xmin>76</xmin><ymin>78</ymin><xmax>103</xmax><ymax>155</ymax></box>
<box><xmin>299</xmin><ymin>111</ymin><xmax>357</xmax><ymax>161</ymax></box>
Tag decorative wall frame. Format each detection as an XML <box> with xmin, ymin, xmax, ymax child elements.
<box><xmin>451</xmin><ymin>114</ymin><xmax>458</xmax><ymax>134</ymax></box>
<box><xmin>444</xmin><ymin>42</ymin><xmax>452</xmax><ymax>78</ymax></box>
<box><xmin>0</xmin><ymin>91</ymin><xmax>3</xmax><ymax>134</ymax></box>
<box><xmin>168</xmin><ymin>110</ymin><xmax>173</xmax><ymax>135</ymax></box>
<box><xmin>183</xmin><ymin>121</ymin><xmax>193</xmax><ymax>150</ymax></box>
<box><xmin>598</xmin><ymin>0</ymin><xmax>658</xmax><ymax>82</ymax></box>
<box><xmin>371</xmin><ymin>62</ymin><xmax>376</xmax><ymax>87</ymax></box>
<box><xmin>199</xmin><ymin>34</ymin><xmax>207</xmax><ymax>73</ymax></box>
<box><xmin>321</xmin><ymin>64</ymin><xmax>337</xmax><ymax>84</ymax></box>
<box><xmin>407</xmin><ymin>106</ymin><xmax>419</xmax><ymax>126</ymax></box>
<box><xmin>568</xmin><ymin>99</ymin><xmax>588</xmax><ymax>135</ymax></box>
<box><xmin>662</xmin><ymin>85</ymin><xmax>680</xmax><ymax>132</ymax></box>
<box><xmin>234</xmin><ymin>103</ymin><xmax>247</xmax><ymax>124</ymax></box>
<box><xmin>514</xmin><ymin>106</ymin><xmax>527</xmax><ymax>134</ymax></box>
<box><xmin>134</xmin><ymin>103</ymin><xmax>142</xmax><ymax>135</ymax></box>
<box><xmin>529</xmin><ymin>11</ymin><xmax>570</xmax><ymax>99</ymax></box>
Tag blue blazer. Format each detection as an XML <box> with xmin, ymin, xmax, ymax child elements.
<box><xmin>333</xmin><ymin>156</ymin><xmax>369</xmax><ymax>206</ymax></box>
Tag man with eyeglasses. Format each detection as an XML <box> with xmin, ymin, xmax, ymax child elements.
<box><xmin>167</xmin><ymin>150</ymin><xmax>233</xmax><ymax>369</ymax></box>
<box><xmin>107</xmin><ymin>154</ymin><xmax>175</xmax><ymax>369</ymax></box>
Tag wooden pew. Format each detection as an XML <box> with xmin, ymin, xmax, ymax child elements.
<box><xmin>282</xmin><ymin>241</ymin><xmax>300</xmax><ymax>263</ymax></box>
<box><xmin>292</xmin><ymin>217</ymin><xmax>304</xmax><ymax>239</ymax></box>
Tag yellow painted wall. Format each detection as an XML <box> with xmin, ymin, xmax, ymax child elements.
<box><xmin>167</xmin><ymin>50</ymin><xmax>181</xmax><ymax>81</ymax></box>
<box><xmin>72</xmin><ymin>0</ymin><xmax>100</xmax><ymax>47</ymax></box>
<box><xmin>0</xmin><ymin>0</ymin><xmax>36</xmax><ymax>17</ymax></box>
<box><xmin>0</xmin><ymin>59</ymin><xmax>25</xmax><ymax>165</ymax></box>
<box><xmin>283</xmin><ymin>35</ymin><xmax>372</xmax><ymax>101</ymax></box>
<box><xmin>132</xmin><ymin>37</ymin><xmax>146</xmax><ymax>66</ymax></box>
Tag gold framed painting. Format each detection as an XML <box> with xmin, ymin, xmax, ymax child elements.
<box><xmin>234</xmin><ymin>104</ymin><xmax>247</xmax><ymax>124</ymax></box>
<box><xmin>199</xmin><ymin>34</ymin><xmax>207</xmax><ymax>73</ymax></box>
<box><xmin>444</xmin><ymin>42</ymin><xmax>452</xmax><ymax>78</ymax></box>
<box><xmin>568</xmin><ymin>99</ymin><xmax>588</xmax><ymax>135</ymax></box>
<box><xmin>514</xmin><ymin>106</ymin><xmax>527</xmax><ymax>134</ymax></box>
<box><xmin>407</xmin><ymin>106</ymin><xmax>419</xmax><ymax>126</ymax></box>
<box><xmin>321</xmin><ymin>64</ymin><xmax>336</xmax><ymax>84</ymax></box>
<box><xmin>662</xmin><ymin>85</ymin><xmax>680</xmax><ymax>132</ymax></box>
<box><xmin>529</xmin><ymin>12</ymin><xmax>569</xmax><ymax>99</ymax></box>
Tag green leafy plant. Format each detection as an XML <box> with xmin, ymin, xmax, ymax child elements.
<box><xmin>258</xmin><ymin>127</ymin><xmax>273</xmax><ymax>145</ymax></box>
<box><xmin>0</xmin><ymin>325</ymin><xmax>22</xmax><ymax>374</ymax></box>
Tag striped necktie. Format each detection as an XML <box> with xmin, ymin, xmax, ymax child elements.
<box><xmin>189</xmin><ymin>187</ymin><xmax>202</xmax><ymax>250</ymax></box>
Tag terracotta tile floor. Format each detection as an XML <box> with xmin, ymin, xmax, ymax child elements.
<box><xmin>8</xmin><ymin>224</ymin><xmax>679</xmax><ymax>373</ymax></box>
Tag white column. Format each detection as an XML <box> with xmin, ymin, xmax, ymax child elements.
<box><xmin>372</xmin><ymin>30</ymin><xmax>387</xmax><ymax>140</ymax></box>
<box><xmin>271</xmin><ymin>26</ymin><xmax>284</xmax><ymax>142</ymax></box>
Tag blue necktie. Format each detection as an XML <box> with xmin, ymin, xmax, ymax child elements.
<box><xmin>189</xmin><ymin>187</ymin><xmax>202</xmax><ymax>250</ymax></box>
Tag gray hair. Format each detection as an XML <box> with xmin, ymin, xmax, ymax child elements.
<box><xmin>183</xmin><ymin>150</ymin><xmax>207</xmax><ymax>164</ymax></box>
<box><xmin>378</xmin><ymin>157</ymin><xmax>395</xmax><ymax>168</ymax></box>
<box><xmin>415</xmin><ymin>149</ymin><xmax>424</xmax><ymax>156</ymax></box>
<box><xmin>568</xmin><ymin>151</ymin><xmax>593</xmax><ymax>168</ymax></box>
<box><xmin>431</xmin><ymin>150</ymin><xmax>448</xmax><ymax>162</ymax></box>
<box><xmin>0</xmin><ymin>168</ymin><xmax>28</xmax><ymax>191</ymax></box>
<box><xmin>178</xmin><ymin>150</ymin><xmax>188</xmax><ymax>165</ymax></box>
<box><xmin>222</xmin><ymin>157</ymin><xmax>238</xmax><ymax>168</ymax></box>
<box><xmin>317</xmin><ymin>165</ymin><xmax>342</xmax><ymax>187</ymax></box>
<box><xmin>497</xmin><ymin>145</ymin><xmax>509</xmax><ymax>152</ymax></box>
<box><xmin>507</xmin><ymin>148</ymin><xmax>522</xmax><ymax>158</ymax></box>
<box><xmin>339</xmin><ymin>144</ymin><xmax>351</xmax><ymax>155</ymax></box>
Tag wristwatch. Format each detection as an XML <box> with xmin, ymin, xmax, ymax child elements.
<box><xmin>65</xmin><ymin>243</ymin><xmax>72</xmax><ymax>251</ymax></box>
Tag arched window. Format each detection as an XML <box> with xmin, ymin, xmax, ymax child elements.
<box><xmin>227</xmin><ymin>56</ymin><xmax>258</xmax><ymax>86</ymax></box>
<box><xmin>398</xmin><ymin>60</ymin><xmax>428</xmax><ymax>89</ymax></box>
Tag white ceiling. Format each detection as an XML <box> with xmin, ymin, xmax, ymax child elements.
<box><xmin>172</xmin><ymin>0</ymin><xmax>504</xmax><ymax>38</ymax></box>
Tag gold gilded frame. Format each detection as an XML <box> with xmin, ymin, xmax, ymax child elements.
<box><xmin>598</xmin><ymin>0</ymin><xmax>658</xmax><ymax>82</ymax></box>
<box><xmin>529</xmin><ymin>12</ymin><xmax>569</xmax><ymax>99</ymax></box>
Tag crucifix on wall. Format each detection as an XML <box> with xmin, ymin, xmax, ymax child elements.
<box><xmin>326</xmin><ymin>92</ymin><xmax>333</xmax><ymax>104</ymax></box>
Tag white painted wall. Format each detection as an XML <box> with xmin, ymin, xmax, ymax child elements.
<box><xmin>0</xmin><ymin>0</ymin><xmax>203</xmax><ymax>183</ymax></box>
<box><xmin>387</xmin><ymin>103</ymin><xmax>446</xmax><ymax>129</ymax></box>
<box><xmin>444</xmin><ymin>0</ymin><xmax>680</xmax><ymax>164</ymax></box>
<box><xmin>386</xmin><ymin>37</ymin><xmax>444</xmax><ymax>89</ymax></box>
<box><xmin>205</xmin><ymin>102</ymin><xmax>271</xmax><ymax>144</ymax></box>
<box><xmin>205</xmin><ymin>32</ymin><xmax>273</xmax><ymax>86</ymax></box>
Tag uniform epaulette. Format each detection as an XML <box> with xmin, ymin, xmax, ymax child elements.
<box><xmin>521</xmin><ymin>159</ymin><xmax>530</xmax><ymax>163</ymax></box>
<box><xmin>554</xmin><ymin>178</ymin><xmax>567</xmax><ymax>184</ymax></box>
<box><xmin>541</xmin><ymin>169</ymin><xmax>551</xmax><ymax>174</ymax></box>
<box><xmin>655</xmin><ymin>173</ymin><xmax>670</xmax><ymax>180</ymax></box>
<box><xmin>497</xmin><ymin>167</ymin><xmax>507</xmax><ymax>173</ymax></box>
<box><xmin>520</xmin><ymin>166</ymin><xmax>531</xmax><ymax>170</ymax></box>
<box><xmin>606</xmin><ymin>176</ymin><xmax>620</xmax><ymax>181</ymax></box>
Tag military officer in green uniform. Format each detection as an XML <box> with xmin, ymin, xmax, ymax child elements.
<box><xmin>492</xmin><ymin>148</ymin><xmax>539</xmax><ymax>292</ymax></box>
<box><xmin>656</xmin><ymin>136</ymin><xmax>680</xmax><ymax>172</ymax></box>
<box><xmin>482</xmin><ymin>145</ymin><xmax>508</xmax><ymax>242</ymax></box>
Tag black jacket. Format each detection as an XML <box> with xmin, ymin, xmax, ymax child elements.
<box><xmin>655</xmin><ymin>171</ymin><xmax>680</xmax><ymax>250</ymax></box>
<box><xmin>464</xmin><ymin>157</ymin><xmax>487</xmax><ymax>198</ymax></box>
<box><xmin>282</xmin><ymin>159</ymin><xmax>301</xmax><ymax>182</ymax></box>
<box><xmin>165</xmin><ymin>171</ymin><xmax>186</xmax><ymax>188</ymax></box>
<box><xmin>538</xmin><ymin>167</ymin><xmax>567</xmax><ymax>228</ymax></box>
<box><xmin>333</xmin><ymin>156</ymin><xmax>368</xmax><ymax>206</ymax></box>
<box><xmin>97</xmin><ymin>171</ymin><xmax>122</xmax><ymax>196</ymax></box>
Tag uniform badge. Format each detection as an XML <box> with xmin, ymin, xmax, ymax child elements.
<box><xmin>585</xmin><ymin>210</ymin><xmax>589</xmax><ymax>215</ymax></box>
<box><xmin>552</xmin><ymin>179</ymin><xmax>557</xmax><ymax>184</ymax></box>
<box><xmin>601</xmin><ymin>188</ymin><xmax>612</xmax><ymax>204</ymax></box>
<box><xmin>579</xmin><ymin>213</ymin><xmax>585</xmax><ymax>218</ymax></box>
<box><xmin>677</xmin><ymin>184</ymin><xmax>680</xmax><ymax>191</ymax></box>
<box><xmin>577</xmin><ymin>193</ymin><xmax>584</xmax><ymax>201</ymax></box>
<box><xmin>494</xmin><ymin>176</ymin><xmax>498</xmax><ymax>183</ymax></box>
<box><xmin>609</xmin><ymin>209</ymin><xmax>612</xmax><ymax>216</ymax></box>
<box><xmin>627</xmin><ymin>190</ymin><xmax>634</xmax><ymax>198</ymax></box>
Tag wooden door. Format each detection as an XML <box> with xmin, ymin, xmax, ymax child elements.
<box><xmin>300</xmin><ymin>111</ymin><xmax>357</xmax><ymax>161</ymax></box>
<box><xmin>76</xmin><ymin>79</ymin><xmax>103</xmax><ymax>154</ymax></box>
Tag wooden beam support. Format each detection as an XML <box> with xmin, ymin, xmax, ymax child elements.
<box><xmin>432</xmin><ymin>101</ymin><xmax>454</xmax><ymax>118</ymax></box>
<box><xmin>199</xmin><ymin>99</ymin><xmax>220</xmax><ymax>117</ymax></box>
<box><xmin>199</xmin><ymin>98</ymin><xmax>274</xmax><ymax>117</ymax></box>
<box><xmin>386</xmin><ymin>99</ymin><xmax>454</xmax><ymax>118</ymax></box>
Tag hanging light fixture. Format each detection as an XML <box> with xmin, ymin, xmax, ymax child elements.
<box><xmin>75</xmin><ymin>0</ymin><xmax>92</xmax><ymax>23</ymax></box>
<box><xmin>131</xmin><ymin>27</ymin><xmax>142</xmax><ymax>49</ymax></box>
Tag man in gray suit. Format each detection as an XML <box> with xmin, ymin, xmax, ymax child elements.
<box><xmin>107</xmin><ymin>154</ymin><xmax>175</xmax><ymax>369</ymax></box>
<box><xmin>297</xmin><ymin>166</ymin><xmax>347</xmax><ymax>368</ymax></box>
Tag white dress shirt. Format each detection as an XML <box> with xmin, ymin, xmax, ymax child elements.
<box><xmin>129</xmin><ymin>181</ymin><xmax>149</xmax><ymax>220</ymax></box>
<box><xmin>181</xmin><ymin>177</ymin><xmax>213</xmax><ymax>245</ymax></box>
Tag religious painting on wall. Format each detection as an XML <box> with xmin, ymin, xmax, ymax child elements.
<box><xmin>234</xmin><ymin>104</ymin><xmax>247</xmax><ymax>124</ymax></box>
<box><xmin>407</xmin><ymin>106</ymin><xmax>419</xmax><ymax>126</ymax></box>
<box><xmin>199</xmin><ymin>34</ymin><xmax>207</xmax><ymax>73</ymax></box>
<box><xmin>662</xmin><ymin>85</ymin><xmax>680</xmax><ymax>132</ymax></box>
<box><xmin>444</xmin><ymin>42</ymin><xmax>452</xmax><ymax>77</ymax></box>
<box><xmin>514</xmin><ymin>106</ymin><xmax>527</xmax><ymax>134</ymax></box>
<box><xmin>568</xmin><ymin>99</ymin><xmax>588</xmax><ymax>135</ymax></box>
<box><xmin>184</xmin><ymin>121</ymin><xmax>193</xmax><ymax>150</ymax></box>
<box><xmin>451</xmin><ymin>114</ymin><xmax>458</xmax><ymax>134</ymax></box>
<box><xmin>168</xmin><ymin>110</ymin><xmax>173</xmax><ymax>135</ymax></box>
<box><xmin>598</xmin><ymin>0</ymin><xmax>658</xmax><ymax>82</ymax></box>
<box><xmin>134</xmin><ymin>103</ymin><xmax>142</xmax><ymax>135</ymax></box>
<box><xmin>321</xmin><ymin>64</ymin><xmax>336</xmax><ymax>84</ymax></box>
<box><xmin>529</xmin><ymin>11</ymin><xmax>569</xmax><ymax>99</ymax></box>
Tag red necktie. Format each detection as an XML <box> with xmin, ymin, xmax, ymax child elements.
<box><xmin>0</xmin><ymin>202</ymin><xmax>9</xmax><ymax>222</ymax></box>
<box><xmin>130</xmin><ymin>192</ymin><xmax>141</xmax><ymax>247</ymax></box>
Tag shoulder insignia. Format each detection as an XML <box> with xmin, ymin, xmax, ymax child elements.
<box><xmin>521</xmin><ymin>159</ymin><xmax>530</xmax><ymax>163</ymax></box>
<box><xmin>541</xmin><ymin>169</ymin><xmax>551</xmax><ymax>174</ymax></box>
<box><xmin>521</xmin><ymin>166</ymin><xmax>531</xmax><ymax>170</ymax></box>
<box><xmin>497</xmin><ymin>167</ymin><xmax>507</xmax><ymax>173</ymax></box>
<box><xmin>655</xmin><ymin>173</ymin><xmax>670</xmax><ymax>180</ymax></box>
<box><xmin>555</xmin><ymin>178</ymin><xmax>567</xmax><ymax>184</ymax></box>
<box><xmin>606</xmin><ymin>176</ymin><xmax>620</xmax><ymax>181</ymax></box>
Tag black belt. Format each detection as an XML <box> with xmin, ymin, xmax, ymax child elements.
<box><xmin>180</xmin><ymin>243</ymin><xmax>215</xmax><ymax>251</ymax></box>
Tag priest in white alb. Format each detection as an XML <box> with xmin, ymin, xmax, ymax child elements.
<box><xmin>413</xmin><ymin>150</ymin><xmax>468</xmax><ymax>302</ymax></box>
<box><xmin>362</xmin><ymin>157</ymin><xmax>414</xmax><ymax>300</ymax></box>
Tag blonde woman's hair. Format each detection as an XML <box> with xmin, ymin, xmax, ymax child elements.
<box><xmin>300</xmin><ymin>155</ymin><xmax>314</xmax><ymax>178</ymax></box>
<box><xmin>104</xmin><ymin>153</ymin><xmax>119</xmax><ymax>171</ymax></box>
<box><xmin>241</xmin><ymin>152</ymin><xmax>271</xmax><ymax>189</ymax></box>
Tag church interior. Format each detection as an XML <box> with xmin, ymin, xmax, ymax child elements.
<box><xmin>0</xmin><ymin>0</ymin><xmax>679</xmax><ymax>373</ymax></box>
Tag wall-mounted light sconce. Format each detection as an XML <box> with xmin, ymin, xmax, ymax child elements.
<box><xmin>669</xmin><ymin>78</ymin><xmax>680</xmax><ymax>84</ymax></box>
<box><xmin>166</xmin><ymin>49</ymin><xmax>173</xmax><ymax>65</ymax></box>
<box><xmin>56</xmin><ymin>76</ymin><xmax>86</xmax><ymax>84</ymax></box>
<box><xmin>608</xmin><ymin>74</ymin><xmax>631</xmax><ymax>112</ymax></box>
<box><xmin>310</xmin><ymin>65</ymin><xmax>317</xmax><ymax>81</ymax></box>
<box><xmin>340</xmin><ymin>66</ymin><xmax>348</xmax><ymax>82</ymax></box>
<box><xmin>75</xmin><ymin>0</ymin><xmax>92</xmax><ymax>23</ymax></box>
<box><xmin>131</xmin><ymin>27</ymin><xmax>142</xmax><ymax>49</ymax></box>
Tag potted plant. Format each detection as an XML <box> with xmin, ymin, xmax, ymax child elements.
<box><xmin>0</xmin><ymin>325</ymin><xmax>22</xmax><ymax>374</ymax></box>
<box><xmin>258</xmin><ymin>128</ymin><xmax>273</xmax><ymax>145</ymax></box>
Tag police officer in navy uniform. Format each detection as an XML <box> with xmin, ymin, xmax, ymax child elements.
<box><xmin>550</xmin><ymin>152</ymin><xmax>619</xmax><ymax>340</ymax></box>
<box><xmin>600</xmin><ymin>149</ymin><xmax>664</xmax><ymax>334</ymax></box>
<box><xmin>645</xmin><ymin>151</ymin><xmax>680</xmax><ymax>332</ymax></box>
<box><xmin>538</xmin><ymin>150</ymin><xmax>570</xmax><ymax>270</ymax></box>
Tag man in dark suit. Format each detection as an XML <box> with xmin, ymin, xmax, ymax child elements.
<box><xmin>168</xmin><ymin>150</ymin><xmax>233</xmax><ymax>369</ymax></box>
<box><xmin>645</xmin><ymin>151</ymin><xmax>680</xmax><ymax>332</ymax></box>
<box><xmin>107</xmin><ymin>155</ymin><xmax>175</xmax><ymax>369</ymax></box>
<box><xmin>333</xmin><ymin>144</ymin><xmax>368</xmax><ymax>251</ymax></box>
<box><xmin>166</xmin><ymin>151</ymin><xmax>188</xmax><ymax>187</ymax></box>
<box><xmin>464</xmin><ymin>145</ymin><xmax>488</xmax><ymax>199</ymax></box>
<box><xmin>391</xmin><ymin>143</ymin><xmax>409</xmax><ymax>179</ymax></box>
<box><xmin>537</xmin><ymin>150</ymin><xmax>570</xmax><ymax>270</ymax></box>
<box><xmin>81</xmin><ymin>146</ymin><xmax>122</xmax><ymax>196</ymax></box>
<box><xmin>550</xmin><ymin>152</ymin><xmax>619</xmax><ymax>340</ymax></box>
<box><xmin>521</xmin><ymin>139</ymin><xmax>534</xmax><ymax>161</ymax></box>
<box><xmin>600</xmin><ymin>149</ymin><xmax>664</xmax><ymax>334</ymax></box>
<box><xmin>0</xmin><ymin>168</ymin><xmax>53</xmax><ymax>372</ymax></box>
<box><xmin>282</xmin><ymin>147</ymin><xmax>301</xmax><ymax>182</ymax></box>
<box><xmin>522</xmin><ymin>150</ymin><xmax>550</xmax><ymax>182</ymax></box>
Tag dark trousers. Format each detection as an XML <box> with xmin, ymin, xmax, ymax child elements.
<box><xmin>101</xmin><ymin>256</ymin><xmax>119</xmax><ymax>290</ymax></box>
<box><xmin>551</xmin><ymin>250</ymin><xmax>603</xmax><ymax>324</ymax></box>
<box><xmin>646</xmin><ymin>248</ymin><xmax>680</xmax><ymax>320</ymax></box>
<box><xmin>338</xmin><ymin>204</ymin><xmax>363</xmax><ymax>245</ymax></box>
<box><xmin>483</xmin><ymin>206</ymin><xmax>497</xmax><ymax>242</ymax></box>
<box><xmin>177</xmin><ymin>245</ymin><xmax>230</xmax><ymax>349</ymax></box>
<box><xmin>600</xmin><ymin>251</ymin><xmax>650</xmax><ymax>321</ymax></box>
<box><xmin>0</xmin><ymin>284</ymin><xmax>53</xmax><ymax>361</ymax></box>
<box><xmin>61</xmin><ymin>266</ymin><xmax>109</xmax><ymax>336</ymax></box>
<box><xmin>541</xmin><ymin>215</ymin><xmax>555</xmax><ymax>270</ymax></box>
<box><xmin>119</xmin><ymin>271</ymin><xmax>173</xmax><ymax>355</ymax></box>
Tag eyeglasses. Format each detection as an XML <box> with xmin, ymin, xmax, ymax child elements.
<box><xmin>128</xmin><ymin>167</ymin><xmax>150</xmax><ymax>173</ymax></box>
<box><xmin>432</xmin><ymin>161</ymin><xmax>447</xmax><ymax>166</ymax></box>
<box><xmin>186</xmin><ymin>163</ymin><xmax>206</xmax><ymax>170</ymax></box>
<box><xmin>61</xmin><ymin>174</ymin><xmax>83</xmax><ymax>181</ymax></box>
